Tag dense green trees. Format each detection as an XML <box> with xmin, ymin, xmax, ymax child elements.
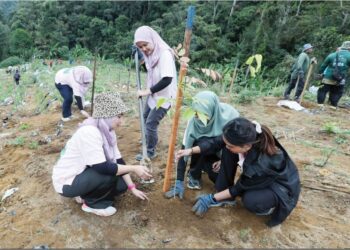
<box><xmin>1</xmin><ymin>0</ymin><xmax>350</xmax><ymax>81</ymax></box>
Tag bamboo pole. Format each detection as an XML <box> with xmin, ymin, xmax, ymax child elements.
<box><xmin>299</xmin><ymin>60</ymin><xmax>316</xmax><ymax>105</ymax></box>
<box><xmin>163</xmin><ymin>6</ymin><xmax>195</xmax><ymax>193</ymax></box>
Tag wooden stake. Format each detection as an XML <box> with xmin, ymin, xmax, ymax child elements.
<box><xmin>229</xmin><ymin>60</ymin><xmax>239</xmax><ymax>94</ymax></box>
<box><xmin>90</xmin><ymin>52</ymin><xmax>97</xmax><ymax>116</ymax></box>
<box><xmin>299</xmin><ymin>60</ymin><xmax>316</xmax><ymax>105</ymax></box>
<box><xmin>163</xmin><ymin>6</ymin><xmax>195</xmax><ymax>193</ymax></box>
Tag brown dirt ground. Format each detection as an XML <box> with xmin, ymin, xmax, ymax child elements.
<box><xmin>0</xmin><ymin>92</ymin><xmax>350</xmax><ymax>248</ymax></box>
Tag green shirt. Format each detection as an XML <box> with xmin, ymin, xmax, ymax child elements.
<box><xmin>319</xmin><ymin>49</ymin><xmax>350</xmax><ymax>82</ymax></box>
<box><xmin>290</xmin><ymin>52</ymin><xmax>310</xmax><ymax>79</ymax></box>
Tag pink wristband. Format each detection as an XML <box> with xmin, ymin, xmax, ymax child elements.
<box><xmin>128</xmin><ymin>184</ymin><xmax>136</xmax><ymax>190</ymax></box>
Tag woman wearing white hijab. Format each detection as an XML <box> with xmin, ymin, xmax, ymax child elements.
<box><xmin>134</xmin><ymin>26</ymin><xmax>177</xmax><ymax>160</ymax></box>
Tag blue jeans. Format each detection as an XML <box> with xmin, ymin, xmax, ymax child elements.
<box><xmin>55</xmin><ymin>83</ymin><xmax>73</xmax><ymax>118</ymax></box>
<box><xmin>143</xmin><ymin>103</ymin><xmax>168</xmax><ymax>155</ymax></box>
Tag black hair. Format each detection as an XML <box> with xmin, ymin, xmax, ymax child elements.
<box><xmin>223</xmin><ymin>117</ymin><xmax>277</xmax><ymax>155</ymax></box>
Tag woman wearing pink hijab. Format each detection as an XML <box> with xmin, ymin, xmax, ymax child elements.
<box><xmin>55</xmin><ymin>65</ymin><xmax>92</xmax><ymax>121</ymax></box>
<box><xmin>134</xmin><ymin>26</ymin><xmax>177</xmax><ymax>160</ymax></box>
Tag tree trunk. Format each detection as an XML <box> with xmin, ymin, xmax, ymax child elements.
<box><xmin>296</xmin><ymin>0</ymin><xmax>302</xmax><ymax>16</ymax></box>
<box><xmin>212</xmin><ymin>0</ymin><xmax>219</xmax><ymax>24</ymax></box>
<box><xmin>229</xmin><ymin>0</ymin><xmax>238</xmax><ymax>17</ymax></box>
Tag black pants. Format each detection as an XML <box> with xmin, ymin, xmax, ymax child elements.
<box><xmin>317</xmin><ymin>83</ymin><xmax>344</xmax><ymax>107</ymax></box>
<box><xmin>62</xmin><ymin>167</ymin><xmax>127</xmax><ymax>209</ymax></box>
<box><xmin>55</xmin><ymin>83</ymin><xmax>73</xmax><ymax>118</ymax></box>
<box><xmin>284</xmin><ymin>76</ymin><xmax>304</xmax><ymax>99</ymax></box>
<box><xmin>215</xmin><ymin>148</ymin><xmax>278</xmax><ymax>214</ymax></box>
<box><xmin>176</xmin><ymin>139</ymin><xmax>220</xmax><ymax>183</ymax></box>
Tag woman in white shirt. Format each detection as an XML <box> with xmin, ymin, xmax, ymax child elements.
<box><xmin>134</xmin><ymin>26</ymin><xmax>177</xmax><ymax>160</ymax></box>
<box><xmin>52</xmin><ymin>92</ymin><xmax>152</xmax><ymax>216</ymax></box>
<box><xmin>55</xmin><ymin>66</ymin><xmax>92</xmax><ymax>121</ymax></box>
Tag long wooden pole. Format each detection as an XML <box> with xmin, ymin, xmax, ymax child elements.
<box><xmin>90</xmin><ymin>52</ymin><xmax>97</xmax><ymax>116</ymax></box>
<box><xmin>229</xmin><ymin>60</ymin><xmax>239</xmax><ymax>94</ymax></box>
<box><xmin>163</xmin><ymin>6</ymin><xmax>195</xmax><ymax>193</ymax></box>
<box><xmin>299</xmin><ymin>61</ymin><xmax>316</xmax><ymax>105</ymax></box>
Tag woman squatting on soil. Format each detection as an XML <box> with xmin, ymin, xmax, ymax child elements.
<box><xmin>52</xmin><ymin>92</ymin><xmax>152</xmax><ymax>217</ymax></box>
<box><xmin>134</xmin><ymin>26</ymin><xmax>177</xmax><ymax>161</ymax></box>
<box><xmin>165</xmin><ymin>91</ymin><xmax>239</xmax><ymax>199</ymax></box>
<box><xmin>55</xmin><ymin>66</ymin><xmax>92</xmax><ymax>122</ymax></box>
<box><xmin>178</xmin><ymin>117</ymin><xmax>301</xmax><ymax>227</ymax></box>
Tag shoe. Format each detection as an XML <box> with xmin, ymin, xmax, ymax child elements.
<box><xmin>135</xmin><ymin>152</ymin><xmax>157</xmax><ymax>161</ymax></box>
<box><xmin>81</xmin><ymin>203</ymin><xmax>117</xmax><ymax>216</ymax></box>
<box><xmin>294</xmin><ymin>97</ymin><xmax>300</xmax><ymax>102</ymax></box>
<box><xmin>140</xmin><ymin>178</ymin><xmax>155</xmax><ymax>184</ymax></box>
<box><xmin>209</xmin><ymin>199</ymin><xmax>237</xmax><ymax>207</ymax></box>
<box><xmin>256</xmin><ymin>207</ymin><xmax>275</xmax><ymax>216</ymax></box>
<box><xmin>61</xmin><ymin>116</ymin><xmax>72</xmax><ymax>122</ymax></box>
<box><xmin>283</xmin><ymin>94</ymin><xmax>290</xmax><ymax>100</ymax></box>
<box><xmin>187</xmin><ymin>172</ymin><xmax>202</xmax><ymax>190</ymax></box>
<box><xmin>74</xmin><ymin>196</ymin><xmax>84</xmax><ymax>204</ymax></box>
<box><xmin>329</xmin><ymin>106</ymin><xmax>337</xmax><ymax>110</ymax></box>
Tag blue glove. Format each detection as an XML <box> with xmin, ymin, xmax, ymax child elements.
<box><xmin>164</xmin><ymin>180</ymin><xmax>184</xmax><ymax>199</ymax></box>
<box><xmin>192</xmin><ymin>194</ymin><xmax>216</xmax><ymax>216</ymax></box>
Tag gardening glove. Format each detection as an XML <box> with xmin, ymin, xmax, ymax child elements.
<box><xmin>164</xmin><ymin>180</ymin><xmax>184</xmax><ymax>199</ymax></box>
<box><xmin>192</xmin><ymin>194</ymin><xmax>216</xmax><ymax>217</ymax></box>
<box><xmin>131</xmin><ymin>45</ymin><xmax>144</xmax><ymax>62</ymax></box>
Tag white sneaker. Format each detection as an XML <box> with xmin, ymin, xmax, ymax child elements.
<box><xmin>61</xmin><ymin>116</ymin><xmax>72</xmax><ymax>122</ymax></box>
<box><xmin>81</xmin><ymin>204</ymin><xmax>117</xmax><ymax>216</ymax></box>
<box><xmin>74</xmin><ymin>196</ymin><xmax>84</xmax><ymax>204</ymax></box>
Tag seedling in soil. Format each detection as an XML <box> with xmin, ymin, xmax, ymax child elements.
<box><xmin>10</xmin><ymin>136</ymin><xmax>26</xmax><ymax>146</ymax></box>
<box><xmin>28</xmin><ymin>141</ymin><xmax>39</xmax><ymax>150</ymax></box>
<box><xmin>19</xmin><ymin>123</ymin><xmax>30</xmax><ymax>131</ymax></box>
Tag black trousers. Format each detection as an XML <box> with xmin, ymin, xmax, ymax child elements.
<box><xmin>284</xmin><ymin>76</ymin><xmax>305</xmax><ymax>99</ymax></box>
<box><xmin>176</xmin><ymin>139</ymin><xmax>220</xmax><ymax>183</ymax></box>
<box><xmin>62</xmin><ymin>167</ymin><xmax>127</xmax><ymax>209</ymax></box>
<box><xmin>317</xmin><ymin>83</ymin><xmax>344</xmax><ymax>107</ymax></box>
<box><xmin>215</xmin><ymin>147</ymin><xmax>278</xmax><ymax>214</ymax></box>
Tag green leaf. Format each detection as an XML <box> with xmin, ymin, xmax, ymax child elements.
<box><xmin>182</xmin><ymin>107</ymin><xmax>195</xmax><ymax>120</ymax></box>
<box><xmin>156</xmin><ymin>97</ymin><xmax>167</xmax><ymax>109</ymax></box>
<box><xmin>197</xmin><ymin>111</ymin><xmax>209</xmax><ymax>126</ymax></box>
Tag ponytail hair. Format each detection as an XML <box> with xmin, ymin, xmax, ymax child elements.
<box><xmin>256</xmin><ymin>125</ymin><xmax>278</xmax><ymax>155</ymax></box>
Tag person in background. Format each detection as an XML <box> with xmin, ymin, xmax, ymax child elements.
<box><xmin>13</xmin><ymin>69</ymin><xmax>20</xmax><ymax>85</ymax></box>
<box><xmin>55</xmin><ymin>66</ymin><xmax>92</xmax><ymax>122</ymax></box>
<box><xmin>284</xmin><ymin>43</ymin><xmax>314</xmax><ymax>102</ymax></box>
<box><xmin>181</xmin><ymin>117</ymin><xmax>300</xmax><ymax>227</ymax></box>
<box><xmin>165</xmin><ymin>91</ymin><xmax>239</xmax><ymax>199</ymax></box>
<box><xmin>317</xmin><ymin>41</ymin><xmax>350</xmax><ymax>109</ymax></box>
<box><xmin>134</xmin><ymin>26</ymin><xmax>177</xmax><ymax>161</ymax></box>
<box><xmin>52</xmin><ymin>92</ymin><xmax>152</xmax><ymax>217</ymax></box>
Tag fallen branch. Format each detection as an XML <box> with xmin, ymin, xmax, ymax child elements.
<box><xmin>302</xmin><ymin>184</ymin><xmax>350</xmax><ymax>195</ymax></box>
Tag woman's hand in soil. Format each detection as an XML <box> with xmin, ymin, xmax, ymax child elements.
<box><xmin>131</xmin><ymin>188</ymin><xmax>149</xmax><ymax>200</ymax></box>
<box><xmin>134</xmin><ymin>165</ymin><xmax>153</xmax><ymax>180</ymax></box>
<box><xmin>175</xmin><ymin>149</ymin><xmax>192</xmax><ymax>161</ymax></box>
<box><xmin>212</xmin><ymin>160</ymin><xmax>221</xmax><ymax>173</ymax></box>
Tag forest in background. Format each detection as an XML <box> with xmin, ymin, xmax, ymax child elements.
<box><xmin>1</xmin><ymin>0</ymin><xmax>350</xmax><ymax>85</ymax></box>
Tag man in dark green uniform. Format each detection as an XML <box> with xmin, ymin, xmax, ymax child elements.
<box><xmin>317</xmin><ymin>41</ymin><xmax>350</xmax><ymax>109</ymax></box>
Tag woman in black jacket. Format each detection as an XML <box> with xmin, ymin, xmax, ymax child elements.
<box><xmin>178</xmin><ymin>117</ymin><xmax>300</xmax><ymax>227</ymax></box>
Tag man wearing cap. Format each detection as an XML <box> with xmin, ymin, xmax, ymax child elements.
<box><xmin>284</xmin><ymin>43</ymin><xmax>314</xmax><ymax>102</ymax></box>
<box><xmin>317</xmin><ymin>41</ymin><xmax>350</xmax><ymax>109</ymax></box>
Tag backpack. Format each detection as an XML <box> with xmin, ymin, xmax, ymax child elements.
<box><xmin>332</xmin><ymin>53</ymin><xmax>344</xmax><ymax>82</ymax></box>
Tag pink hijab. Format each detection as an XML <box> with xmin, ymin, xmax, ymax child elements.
<box><xmin>134</xmin><ymin>26</ymin><xmax>173</xmax><ymax>87</ymax></box>
<box><xmin>80</xmin><ymin>117</ymin><xmax>120</xmax><ymax>162</ymax></box>
<box><xmin>73</xmin><ymin>66</ymin><xmax>93</xmax><ymax>95</ymax></box>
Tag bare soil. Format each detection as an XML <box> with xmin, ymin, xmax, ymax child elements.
<box><xmin>0</xmin><ymin>93</ymin><xmax>349</xmax><ymax>248</ymax></box>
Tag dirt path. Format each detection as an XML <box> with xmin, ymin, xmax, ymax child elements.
<box><xmin>0</xmin><ymin>95</ymin><xmax>349</xmax><ymax>248</ymax></box>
